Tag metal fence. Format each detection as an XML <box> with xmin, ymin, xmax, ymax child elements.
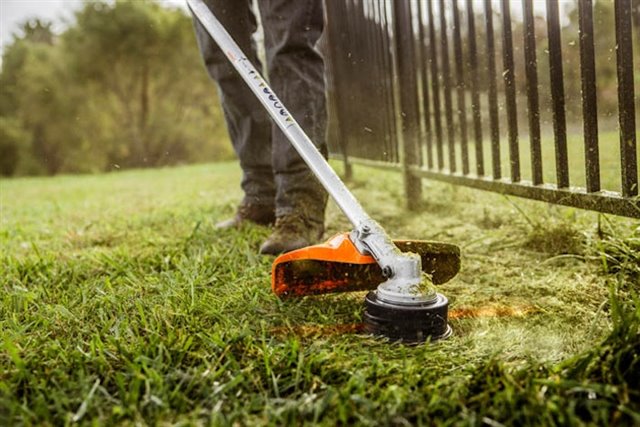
<box><xmin>324</xmin><ymin>0</ymin><xmax>639</xmax><ymax>218</ymax></box>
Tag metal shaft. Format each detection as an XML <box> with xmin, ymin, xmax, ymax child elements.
<box><xmin>188</xmin><ymin>0</ymin><xmax>429</xmax><ymax>304</ymax></box>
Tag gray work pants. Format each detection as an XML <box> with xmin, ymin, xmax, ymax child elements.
<box><xmin>193</xmin><ymin>0</ymin><xmax>328</xmax><ymax>223</ymax></box>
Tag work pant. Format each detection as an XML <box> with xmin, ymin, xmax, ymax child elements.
<box><xmin>193</xmin><ymin>0</ymin><xmax>328</xmax><ymax>223</ymax></box>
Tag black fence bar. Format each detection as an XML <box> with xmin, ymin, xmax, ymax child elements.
<box><xmin>323</xmin><ymin>1</ymin><xmax>350</xmax><ymax>176</ymax></box>
<box><xmin>416</xmin><ymin>0</ymin><xmax>433</xmax><ymax>170</ymax></box>
<box><xmin>522</xmin><ymin>0</ymin><xmax>542</xmax><ymax>185</ymax></box>
<box><xmin>378</xmin><ymin>1</ymin><xmax>396</xmax><ymax>164</ymax></box>
<box><xmin>388</xmin><ymin>1</ymin><xmax>401</xmax><ymax>164</ymax></box>
<box><xmin>545</xmin><ymin>0</ymin><xmax>569</xmax><ymax>189</ymax></box>
<box><xmin>614</xmin><ymin>0</ymin><xmax>638</xmax><ymax>197</ymax></box>
<box><xmin>484</xmin><ymin>0</ymin><xmax>501</xmax><ymax>180</ymax></box>
<box><xmin>578</xmin><ymin>0</ymin><xmax>601</xmax><ymax>193</ymax></box>
<box><xmin>392</xmin><ymin>0</ymin><xmax>422</xmax><ymax>208</ymax></box>
<box><xmin>501</xmin><ymin>0</ymin><xmax>520</xmax><ymax>182</ymax></box>
<box><xmin>427</xmin><ymin>0</ymin><xmax>444</xmax><ymax>170</ymax></box>
<box><xmin>366</xmin><ymin>0</ymin><xmax>387</xmax><ymax>162</ymax></box>
<box><xmin>366</xmin><ymin>1</ymin><xmax>382</xmax><ymax>160</ymax></box>
<box><xmin>452</xmin><ymin>0</ymin><xmax>469</xmax><ymax>175</ymax></box>
<box><xmin>337</xmin><ymin>0</ymin><xmax>353</xmax><ymax>157</ymax></box>
<box><xmin>353</xmin><ymin>1</ymin><xmax>368</xmax><ymax>160</ymax></box>
<box><xmin>351</xmin><ymin>0</ymin><xmax>367</xmax><ymax>160</ymax></box>
<box><xmin>387</xmin><ymin>2</ymin><xmax>400</xmax><ymax>164</ymax></box>
<box><xmin>439</xmin><ymin>0</ymin><xmax>456</xmax><ymax>172</ymax></box>
<box><xmin>370</xmin><ymin>0</ymin><xmax>398</xmax><ymax>162</ymax></box>
<box><xmin>467</xmin><ymin>0</ymin><xmax>484</xmax><ymax>177</ymax></box>
<box><xmin>410</xmin><ymin>2</ymin><xmax>424</xmax><ymax>168</ymax></box>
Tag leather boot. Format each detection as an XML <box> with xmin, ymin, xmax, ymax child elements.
<box><xmin>259</xmin><ymin>214</ymin><xmax>324</xmax><ymax>255</ymax></box>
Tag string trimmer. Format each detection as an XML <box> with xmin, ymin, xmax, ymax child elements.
<box><xmin>188</xmin><ymin>0</ymin><xmax>460</xmax><ymax>343</ymax></box>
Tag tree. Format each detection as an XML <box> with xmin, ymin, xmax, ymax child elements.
<box><xmin>0</xmin><ymin>1</ymin><xmax>231</xmax><ymax>176</ymax></box>
<box><xmin>63</xmin><ymin>0</ymin><xmax>230</xmax><ymax>169</ymax></box>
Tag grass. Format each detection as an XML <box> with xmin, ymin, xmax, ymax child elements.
<box><xmin>1</xmin><ymin>161</ymin><xmax>639</xmax><ymax>425</ymax></box>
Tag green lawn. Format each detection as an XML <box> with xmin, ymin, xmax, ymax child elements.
<box><xmin>1</xmin><ymin>161</ymin><xmax>638</xmax><ymax>425</ymax></box>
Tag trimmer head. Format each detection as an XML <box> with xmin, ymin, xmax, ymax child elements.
<box><xmin>272</xmin><ymin>233</ymin><xmax>460</xmax><ymax>297</ymax></box>
<box><xmin>363</xmin><ymin>291</ymin><xmax>452</xmax><ymax>343</ymax></box>
<box><xmin>272</xmin><ymin>233</ymin><xmax>459</xmax><ymax>343</ymax></box>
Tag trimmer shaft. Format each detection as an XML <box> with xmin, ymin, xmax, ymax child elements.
<box><xmin>188</xmin><ymin>0</ymin><xmax>456</xmax><ymax>344</ymax></box>
<box><xmin>363</xmin><ymin>291</ymin><xmax>451</xmax><ymax>343</ymax></box>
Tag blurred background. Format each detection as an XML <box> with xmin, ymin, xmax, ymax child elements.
<box><xmin>1</xmin><ymin>0</ymin><xmax>232</xmax><ymax>177</ymax></box>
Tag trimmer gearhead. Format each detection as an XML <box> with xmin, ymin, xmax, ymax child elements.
<box><xmin>363</xmin><ymin>291</ymin><xmax>451</xmax><ymax>343</ymax></box>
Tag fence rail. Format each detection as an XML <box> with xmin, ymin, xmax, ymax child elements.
<box><xmin>324</xmin><ymin>0</ymin><xmax>639</xmax><ymax>218</ymax></box>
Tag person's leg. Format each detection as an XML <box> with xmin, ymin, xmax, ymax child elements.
<box><xmin>257</xmin><ymin>0</ymin><xmax>328</xmax><ymax>253</ymax></box>
<box><xmin>193</xmin><ymin>0</ymin><xmax>276</xmax><ymax>224</ymax></box>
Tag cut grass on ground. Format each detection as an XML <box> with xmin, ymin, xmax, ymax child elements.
<box><xmin>1</xmin><ymin>161</ymin><xmax>639</xmax><ymax>425</ymax></box>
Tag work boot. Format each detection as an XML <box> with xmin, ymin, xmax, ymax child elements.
<box><xmin>215</xmin><ymin>202</ymin><xmax>275</xmax><ymax>229</ymax></box>
<box><xmin>259</xmin><ymin>214</ymin><xmax>324</xmax><ymax>255</ymax></box>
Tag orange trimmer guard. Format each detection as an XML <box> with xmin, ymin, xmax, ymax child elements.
<box><xmin>272</xmin><ymin>233</ymin><xmax>461</xmax><ymax>297</ymax></box>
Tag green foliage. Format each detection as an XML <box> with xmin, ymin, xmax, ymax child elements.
<box><xmin>592</xmin><ymin>223</ymin><xmax>640</xmax><ymax>285</ymax></box>
<box><xmin>0</xmin><ymin>118</ymin><xmax>28</xmax><ymax>176</ymax></box>
<box><xmin>14</xmin><ymin>41</ymin><xmax>85</xmax><ymax>174</ymax></box>
<box><xmin>0</xmin><ymin>1</ymin><xmax>231</xmax><ymax>176</ymax></box>
<box><xmin>524</xmin><ymin>218</ymin><xmax>585</xmax><ymax>255</ymax></box>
